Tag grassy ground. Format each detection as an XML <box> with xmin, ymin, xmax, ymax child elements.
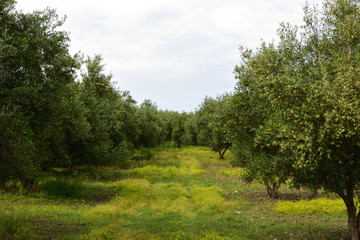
<box><xmin>0</xmin><ymin>146</ymin><xmax>349</xmax><ymax>240</ymax></box>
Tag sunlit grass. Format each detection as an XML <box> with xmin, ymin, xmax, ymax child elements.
<box><xmin>124</xmin><ymin>164</ymin><xmax>206</xmax><ymax>181</ymax></box>
<box><xmin>218</xmin><ymin>168</ymin><xmax>249</xmax><ymax>180</ymax></box>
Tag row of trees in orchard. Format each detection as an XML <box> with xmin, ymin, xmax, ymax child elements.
<box><xmin>182</xmin><ymin>95</ymin><xmax>232</xmax><ymax>159</ymax></box>
<box><xmin>0</xmin><ymin>0</ymin><xmax>142</xmax><ymax>185</ymax></box>
<box><xmin>0</xmin><ymin>0</ymin><xmax>230</xmax><ymax>187</ymax></box>
<box><xmin>225</xmin><ymin>0</ymin><xmax>360</xmax><ymax>238</ymax></box>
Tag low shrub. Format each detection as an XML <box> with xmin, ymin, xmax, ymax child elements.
<box><xmin>38</xmin><ymin>178</ymin><xmax>85</xmax><ymax>198</ymax></box>
<box><xmin>131</xmin><ymin>148</ymin><xmax>155</xmax><ymax>161</ymax></box>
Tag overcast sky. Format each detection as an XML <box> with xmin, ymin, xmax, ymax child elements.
<box><xmin>16</xmin><ymin>0</ymin><xmax>323</xmax><ymax>112</ymax></box>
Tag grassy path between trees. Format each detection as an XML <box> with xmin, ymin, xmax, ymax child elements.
<box><xmin>0</xmin><ymin>146</ymin><xmax>350</xmax><ymax>239</ymax></box>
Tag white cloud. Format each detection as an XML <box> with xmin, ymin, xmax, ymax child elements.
<box><xmin>16</xmin><ymin>0</ymin><xmax>324</xmax><ymax>111</ymax></box>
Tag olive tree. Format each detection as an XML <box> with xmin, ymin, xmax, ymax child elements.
<box><xmin>0</xmin><ymin>0</ymin><xmax>80</xmax><ymax>184</ymax></box>
<box><xmin>182</xmin><ymin>112</ymin><xmax>198</xmax><ymax>146</ymax></box>
<box><xmin>135</xmin><ymin>100</ymin><xmax>163</xmax><ymax>148</ymax></box>
<box><xmin>208</xmin><ymin>94</ymin><xmax>232</xmax><ymax>159</ymax></box>
<box><xmin>77</xmin><ymin>55</ymin><xmax>137</xmax><ymax>167</ymax></box>
<box><xmin>194</xmin><ymin>95</ymin><xmax>231</xmax><ymax>159</ymax></box>
<box><xmin>229</xmin><ymin>43</ymin><xmax>293</xmax><ymax>198</ymax></box>
<box><xmin>232</xmin><ymin>0</ymin><xmax>360</xmax><ymax>237</ymax></box>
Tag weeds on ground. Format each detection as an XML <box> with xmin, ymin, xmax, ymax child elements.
<box><xmin>0</xmin><ymin>146</ymin><xmax>350</xmax><ymax>240</ymax></box>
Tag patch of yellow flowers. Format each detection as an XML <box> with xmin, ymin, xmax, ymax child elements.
<box><xmin>275</xmin><ymin>198</ymin><xmax>346</xmax><ymax>215</ymax></box>
<box><xmin>218</xmin><ymin>168</ymin><xmax>249</xmax><ymax>179</ymax></box>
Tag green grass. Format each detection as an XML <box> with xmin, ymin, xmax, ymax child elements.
<box><xmin>0</xmin><ymin>146</ymin><xmax>349</xmax><ymax>239</ymax></box>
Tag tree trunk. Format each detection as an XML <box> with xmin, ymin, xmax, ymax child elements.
<box><xmin>348</xmin><ymin>206</ymin><xmax>359</xmax><ymax>240</ymax></box>
<box><xmin>22</xmin><ymin>178</ymin><xmax>35</xmax><ymax>189</ymax></box>
<box><xmin>265</xmin><ymin>182</ymin><xmax>279</xmax><ymax>199</ymax></box>
<box><xmin>339</xmin><ymin>185</ymin><xmax>359</xmax><ymax>240</ymax></box>
<box><xmin>219</xmin><ymin>149</ymin><xmax>227</xmax><ymax>160</ymax></box>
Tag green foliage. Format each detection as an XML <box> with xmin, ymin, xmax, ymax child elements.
<box><xmin>207</xmin><ymin>94</ymin><xmax>232</xmax><ymax>159</ymax></box>
<box><xmin>158</xmin><ymin>110</ymin><xmax>188</xmax><ymax>148</ymax></box>
<box><xmin>135</xmin><ymin>100</ymin><xmax>163</xmax><ymax>147</ymax></box>
<box><xmin>182</xmin><ymin>112</ymin><xmax>198</xmax><ymax>146</ymax></box>
<box><xmin>0</xmin><ymin>1</ymin><xmax>142</xmax><ymax>183</ymax></box>
<box><xmin>0</xmin><ymin>1</ymin><xmax>79</xmax><ymax>184</ymax></box>
<box><xmin>62</xmin><ymin>55</ymin><xmax>138</xmax><ymax>167</ymax></box>
<box><xmin>0</xmin><ymin>114</ymin><xmax>39</xmax><ymax>186</ymax></box>
<box><xmin>195</xmin><ymin>97</ymin><xmax>217</xmax><ymax>146</ymax></box>
<box><xmin>138</xmin><ymin>147</ymin><xmax>155</xmax><ymax>160</ymax></box>
<box><xmin>227</xmin><ymin>70</ymin><xmax>290</xmax><ymax>198</ymax></box>
<box><xmin>81</xmin><ymin>55</ymin><xmax>113</xmax><ymax>98</ymax></box>
<box><xmin>185</xmin><ymin>95</ymin><xmax>231</xmax><ymax>159</ymax></box>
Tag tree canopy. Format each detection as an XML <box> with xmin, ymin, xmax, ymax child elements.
<box><xmin>230</xmin><ymin>0</ymin><xmax>360</xmax><ymax>238</ymax></box>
